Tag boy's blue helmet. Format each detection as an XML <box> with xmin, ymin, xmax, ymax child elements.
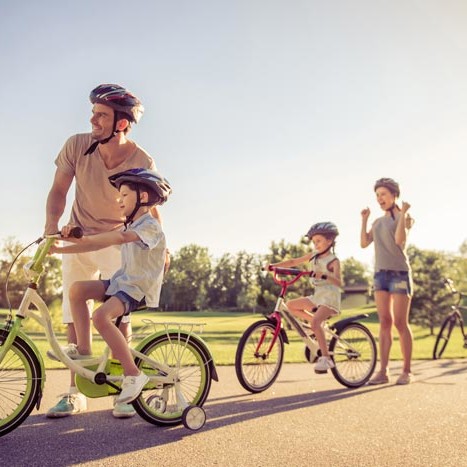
<box><xmin>109</xmin><ymin>168</ymin><xmax>172</xmax><ymax>225</ymax></box>
<box><xmin>109</xmin><ymin>168</ymin><xmax>172</xmax><ymax>205</ymax></box>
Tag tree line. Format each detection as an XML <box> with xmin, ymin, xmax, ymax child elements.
<box><xmin>1</xmin><ymin>236</ymin><xmax>466</xmax><ymax>334</ymax></box>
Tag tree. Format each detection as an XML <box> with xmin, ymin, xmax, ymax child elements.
<box><xmin>232</xmin><ymin>251</ymin><xmax>262</xmax><ymax>311</ymax></box>
<box><xmin>208</xmin><ymin>253</ymin><xmax>237</xmax><ymax>308</ymax></box>
<box><xmin>341</xmin><ymin>257</ymin><xmax>370</xmax><ymax>287</ymax></box>
<box><xmin>206</xmin><ymin>251</ymin><xmax>261</xmax><ymax>310</ymax></box>
<box><xmin>258</xmin><ymin>239</ymin><xmax>311</xmax><ymax>310</ymax></box>
<box><xmin>449</xmin><ymin>240</ymin><xmax>467</xmax><ymax>292</ymax></box>
<box><xmin>160</xmin><ymin>244</ymin><xmax>212</xmax><ymax>311</ymax></box>
<box><xmin>408</xmin><ymin>246</ymin><xmax>452</xmax><ymax>334</ymax></box>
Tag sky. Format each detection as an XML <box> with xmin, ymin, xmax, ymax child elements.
<box><xmin>1</xmin><ymin>0</ymin><xmax>466</xmax><ymax>269</ymax></box>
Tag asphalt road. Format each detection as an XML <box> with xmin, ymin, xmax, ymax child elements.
<box><xmin>1</xmin><ymin>359</ymin><xmax>467</xmax><ymax>467</ymax></box>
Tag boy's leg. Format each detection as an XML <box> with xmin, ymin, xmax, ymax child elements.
<box><xmin>93</xmin><ymin>297</ymin><xmax>149</xmax><ymax>405</ymax></box>
<box><xmin>92</xmin><ymin>298</ymin><xmax>140</xmax><ymax>376</ymax></box>
<box><xmin>95</xmin><ymin>245</ymin><xmax>132</xmax><ymax>343</ymax></box>
<box><xmin>94</xmin><ymin>247</ymin><xmax>138</xmax><ymax>416</ymax></box>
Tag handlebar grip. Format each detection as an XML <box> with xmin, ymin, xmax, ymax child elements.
<box><xmin>69</xmin><ymin>227</ymin><xmax>83</xmax><ymax>239</ymax></box>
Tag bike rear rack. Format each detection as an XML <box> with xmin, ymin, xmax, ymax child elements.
<box><xmin>134</xmin><ymin>319</ymin><xmax>206</xmax><ymax>340</ymax></box>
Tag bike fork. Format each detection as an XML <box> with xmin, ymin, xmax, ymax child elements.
<box><xmin>255</xmin><ymin>315</ymin><xmax>282</xmax><ymax>358</ymax></box>
<box><xmin>0</xmin><ymin>317</ymin><xmax>23</xmax><ymax>363</ymax></box>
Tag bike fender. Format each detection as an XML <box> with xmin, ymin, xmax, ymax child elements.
<box><xmin>331</xmin><ymin>314</ymin><xmax>369</xmax><ymax>333</ymax></box>
<box><xmin>280</xmin><ymin>328</ymin><xmax>289</xmax><ymax>344</ymax></box>
<box><xmin>135</xmin><ymin>329</ymin><xmax>219</xmax><ymax>382</ymax></box>
<box><xmin>0</xmin><ymin>325</ymin><xmax>46</xmax><ymax>391</ymax></box>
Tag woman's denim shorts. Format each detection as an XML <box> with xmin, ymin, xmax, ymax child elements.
<box><xmin>374</xmin><ymin>270</ymin><xmax>412</xmax><ymax>296</ymax></box>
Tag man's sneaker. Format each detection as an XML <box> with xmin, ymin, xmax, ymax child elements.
<box><xmin>112</xmin><ymin>398</ymin><xmax>137</xmax><ymax>419</ymax></box>
<box><xmin>314</xmin><ymin>356</ymin><xmax>335</xmax><ymax>374</ymax></box>
<box><xmin>47</xmin><ymin>344</ymin><xmax>92</xmax><ymax>362</ymax></box>
<box><xmin>46</xmin><ymin>393</ymin><xmax>87</xmax><ymax>418</ymax></box>
<box><xmin>116</xmin><ymin>373</ymin><xmax>149</xmax><ymax>404</ymax></box>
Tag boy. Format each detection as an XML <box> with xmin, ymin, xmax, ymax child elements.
<box><xmin>49</xmin><ymin>168</ymin><xmax>171</xmax><ymax>403</ymax></box>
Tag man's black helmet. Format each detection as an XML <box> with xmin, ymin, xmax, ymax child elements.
<box><xmin>90</xmin><ymin>84</ymin><xmax>144</xmax><ymax>123</ymax></box>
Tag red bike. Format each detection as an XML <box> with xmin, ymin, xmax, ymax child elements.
<box><xmin>235</xmin><ymin>266</ymin><xmax>376</xmax><ymax>392</ymax></box>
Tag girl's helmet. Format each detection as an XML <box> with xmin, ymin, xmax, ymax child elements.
<box><xmin>374</xmin><ymin>178</ymin><xmax>400</xmax><ymax>197</ymax></box>
<box><xmin>90</xmin><ymin>84</ymin><xmax>144</xmax><ymax>123</ymax></box>
<box><xmin>306</xmin><ymin>222</ymin><xmax>339</xmax><ymax>240</ymax></box>
<box><xmin>109</xmin><ymin>168</ymin><xmax>172</xmax><ymax>225</ymax></box>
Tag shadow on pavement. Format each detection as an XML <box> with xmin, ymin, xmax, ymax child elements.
<box><xmin>1</xmin><ymin>383</ymin><xmax>384</xmax><ymax>466</ymax></box>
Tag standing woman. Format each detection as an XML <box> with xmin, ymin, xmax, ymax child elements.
<box><xmin>361</xmin><ymin>178</ymin><xmax>414</xmax><ymax>385</ymax></box>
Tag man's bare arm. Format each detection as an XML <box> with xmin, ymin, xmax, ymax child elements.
<box><xmin>45</xmin><ymin>169</ymin><xmax>74</xmax><ymax>234</ymax></box>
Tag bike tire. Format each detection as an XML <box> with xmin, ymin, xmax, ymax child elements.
<box><xmin>329</xmin><ymin>322</ymin><xmax>377</xmax><ymax>388</ymax></box>
<box><xmin>235</xmin><ymin>319</ymin><xmax>284</xmax><ymax>393</ymax></box>
<box><xmin>0</xmin><ymin>335</ymin><xmax>42</xmax><ymax>437</ymax></box>
<box><xmin>433</xmin><ymin>314</ymin><xmax>457</xmax><ymax>360</ymax></box>
<box><xmin>132</xmin><ymin>332</ymin><xmax>212</xmax><ymax>427</ymax></box>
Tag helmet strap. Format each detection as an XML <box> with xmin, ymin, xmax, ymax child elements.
<box><xmin>312</xmin><ymin>243</ymin><xmax>334</xmax><ymax>261</ymax></box>
<box><xmin>83</xmin><ymin>112</ymin><xmax>122</xmax><ymax>156</ymax></box>
<box><xmin>386</xmin><ymin>203</ymin><xmax>398</xmax><ymax>220</ymax></box>
<box><xmin>123</xmin><ymin>186</ymin><xmax>152</xmax><ymax>227</ymax></box>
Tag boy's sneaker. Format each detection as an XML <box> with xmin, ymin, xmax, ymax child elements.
<box><xmin>46</xmin><ymin>393</ymin><xmax>87</xmax><ymax>418</ymax></box>
<box><xmin>47</xmin><ymin>343</ymin><xmax>92</xmax><ymax>362</ymax></box>
<box><xmin>116</xmin><ymin>373</ymin><xmax>149</xmax><ymax>404</ymax></box>
<box><xmin>112</xmin><ymin>397</ymin><xmax>137</xmax><ymax>419</ymax></box>
<box><xmin>314</xmin><ymin>356</ymin><xmax>335</xmax><ymax>374</ymax></box>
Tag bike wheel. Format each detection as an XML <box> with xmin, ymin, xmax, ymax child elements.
<box><xmin>132</xmin><ymin>332</ymin><xmax>212</xmax><ymax>427</ymax></box>
<box><xmin>235</xmin><ymin>320</ymin><xmax>284</xmax><ymax>393</ymax></box>
<box><xmin>0</xmin><ymin>336</ymin><xmax>42</xmax><ymax>437</ymax></box>
<box><xmin>433</xmin><ymin>314</ymin><xmax>457</xmax><ymax>359</ymax></box>
<box><xmin>329</xmin><ymin>323</ymin><xmax>376</xmax><ymax>388</ymax></box>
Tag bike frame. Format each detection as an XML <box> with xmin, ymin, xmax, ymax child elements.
<box><xmin>0</xmin><ymin>236</ymin><xmax>217</xmax><ymax>400</ymax></box>
<box><xmin>257</xmin><ymin>267</ymin><xmax>369</xmax><ymax>361</ymax></box>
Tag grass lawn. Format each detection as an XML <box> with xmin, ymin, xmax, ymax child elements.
<box><xmin>2</xmin><ymin>305</ymin><xmax>466</xmax><ymax>368</ymax></box>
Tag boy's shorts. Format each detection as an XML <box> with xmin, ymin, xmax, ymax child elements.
<box><xmin>102</xmin><ymin>280</ymin><xmax>144</xmax><ymax>316</ymax></box>
<box><xmin>374</xmin><ymin>270</ymin><xmax>412</xmax><ymax>296</ymax></box>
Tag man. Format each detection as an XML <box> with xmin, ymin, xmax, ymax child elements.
<box><xmin>44</xmin><ymin>84</ymin><xmax>162</xmax><ymax>418</ymax></box>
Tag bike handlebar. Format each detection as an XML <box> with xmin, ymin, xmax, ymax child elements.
<box><xmin>443</xmin><ymin>278</ymin><xmax>465</xmax><ymax>305</ymax></box>
<box><xmin>29</xmin><ymin>227</ymin><xmax>84</xmax><ymax>277</ymax></box>
<box><xmin>45</xmin><ymin>227</ymin><xmax>83</xmax><ymax>239</ymax></box>
<box><xmin>267</xmin><ymin>266</ymin><xmax>313</xmax><ymax>288</ymax></box>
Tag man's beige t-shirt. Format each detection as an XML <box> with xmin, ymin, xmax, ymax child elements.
<box><xmin>55</xmin><ymin>133</ymin><xmax>156</xmax><ymax>235</ymax></box>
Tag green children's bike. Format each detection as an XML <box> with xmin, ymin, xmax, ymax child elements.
<box><xmin>0</xmin><ymin>230</ymin><xmax>218</xmax><ymax>436</ymax></box>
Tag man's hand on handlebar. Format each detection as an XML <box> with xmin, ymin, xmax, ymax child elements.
<box><xmin>48</xmin><ymin>225</ymin><xmax>83</xmax><ymax>254</ymax></box>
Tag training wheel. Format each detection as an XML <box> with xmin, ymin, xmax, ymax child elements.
<box><xmin>182</xmin><ymin>406</ymin><xmax>206</xmax><ymax>431</ymax></box>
